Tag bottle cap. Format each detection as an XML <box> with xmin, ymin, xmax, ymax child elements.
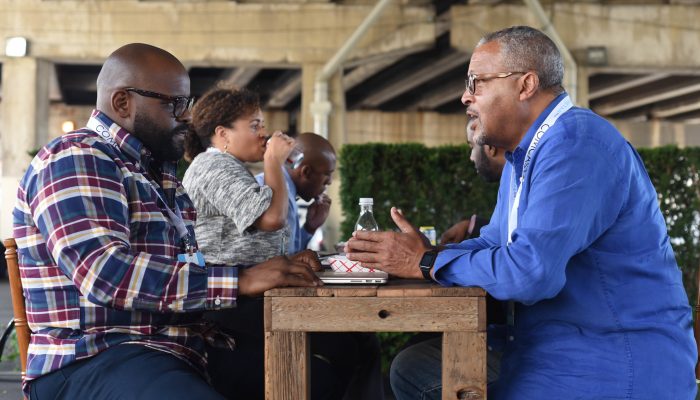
<box><xmin>359</xmin><ymin>197</ymin><xmax>374</xmax><ymax>205</ymax></box>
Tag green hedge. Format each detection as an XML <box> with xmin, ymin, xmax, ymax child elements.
<box><xmin>339</xmin><ymin>144</ymin><xmax>700</xmax><ymax>306</ymax></box>
<box><xmin>637</xmin><ymin>146</ymin><xmax>700</xmax><ymax>306</ymax></box>
<box><xmin>339</xmin><ymin>143</ymin><xmax>499</xmax><ymax>241</ymax></box>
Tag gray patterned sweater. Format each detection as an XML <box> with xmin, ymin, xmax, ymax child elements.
<box><xmin>182</xmin><ymin>148</ymin><xmax>288</xmax><ymax>266</ymax></box>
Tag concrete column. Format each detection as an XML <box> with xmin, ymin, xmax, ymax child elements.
<box><xmin>650</xmin><ymin>119</ymin><xmax>662</xmax><ymax>148</ymax></box>
<box><xmin>576</xmin><ymin>66</ymin><xmax>589</xmax><ymax>109</ymax></box>
<box><xmin>300</xmin><ymin>62</ymin><xmax>347</xmax><ymax>247</ymax></box>
<box><xmin>325</xmin><ymin>71</ymin><xmax>346</xmax><ymax>247</ymax></box>
<box><xmin>673</xmin><ymin>122</ymin><xmax>686</xmax><ymax>148</ymax></box>
<box><xmin>0</xmin><ymin>57</ymin><xmax>51</xmax><ymax>238</ymax></box>
<box><xmin>300</xmin><ymin>63</ymin><xmax>322</xmax><ymax>134</ymax></box>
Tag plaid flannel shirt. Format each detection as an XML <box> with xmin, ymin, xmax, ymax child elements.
<box><xmin>13</xmin><ymin>110</ymin><xmax>238</xmax><ymax>392</ymax></box>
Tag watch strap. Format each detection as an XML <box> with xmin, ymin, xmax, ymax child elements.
<box><xmin>419</xmin><ymin>249</ymin><xmax>438</xmax><ymax>281</ymax></box>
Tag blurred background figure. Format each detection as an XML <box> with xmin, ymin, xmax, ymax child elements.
<box><xmin>439</xmin><ymin>116</ymin><xmax>505</xmax><ymax>244</ymax></box>
<box><xmin>256</xmin><ymin>132</ymin><xmax>335</xmax><ymax>254</ymax></box>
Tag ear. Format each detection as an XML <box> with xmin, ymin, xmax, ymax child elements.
<box><xmin>299</xmin><ymin>164</ymin><xmax>312</xmax><ymax>180</ymax></box>
<box><xmin>486</xmin><ymin>145</ymin><xmax>498</xmax><ymax>158</ymax></box>
<box><xmin>519</xmin><ymin>72</ymin><xmax>539</xmax><ymax>101</ymax></box>
<box><xmin>214</xmin><ymin>125</ymin><xmax>229</xmax><ymax>139</ymax></box>
<box><xmin>111</xmin><ymin>90</ymin><xmax>131</xmax><ymax>119</ymax></box>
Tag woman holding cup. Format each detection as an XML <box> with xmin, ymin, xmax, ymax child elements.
<box><xmin>182</xmin><ymin>86</ymin><xmax>345</xmax><ymax>400</ymax></box>
<box><xmin>183</xmin><ymin>87</ymin><xmax>294</xmax><ymax>264</ymax></box>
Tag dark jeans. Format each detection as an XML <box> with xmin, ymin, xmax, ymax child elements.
<box><xmin>29</xmin><ymin>343</ymin><xmax>224</xmax><ymax>400</ymax></box>
<box><xmin>390</xmin><ymin>336</ymin><xmax>502</xmax><ymax>400</ymax></box>
<box><xmin>206</xmin><ymin>297</ymin><xmax>384</xmax><ymax>400</ymax></box>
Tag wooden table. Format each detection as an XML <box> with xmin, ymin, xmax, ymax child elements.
<box><xmin>264</xmin><ymin>280</ymin><xmax>487</xmax><ymax>400</ymax></box>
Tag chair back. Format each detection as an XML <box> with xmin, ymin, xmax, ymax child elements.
<box><xmin>4</xmin><ymin>238</ymin><xmax>30</xmax><ymax>381</ymax></box>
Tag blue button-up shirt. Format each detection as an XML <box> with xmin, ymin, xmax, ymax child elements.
<box><xmin>433</xmin><ymin>93</ymin><xmax>697</xmax><ymax>399</ymax></box>
<box><xmin>256</xmin><ymin>168</ymin><xmax>313</xmax><ymax>254</ymax></box>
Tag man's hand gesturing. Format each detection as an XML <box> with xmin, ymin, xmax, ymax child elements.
<box><xmin>345</xmin><ymin>207</ymin><xmax>431</xmax><ymax>279</ymax></box>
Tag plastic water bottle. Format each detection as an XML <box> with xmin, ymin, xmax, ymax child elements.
<box><xmin>355</xmin><ymin>198</ymin><xmax>379</xmax><ymax>231</ymax></box>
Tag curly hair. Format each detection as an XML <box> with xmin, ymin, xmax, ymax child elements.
<box><xmin>184</xmin><ymin>86</ymin><xmax>261</xmax><ymax>160</ymax></box>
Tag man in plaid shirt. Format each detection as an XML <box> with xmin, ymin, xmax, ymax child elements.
<box><xmin>13</xmin><ymin>43</ymin><xmax>321</xmax><ymax>399</ymax></box>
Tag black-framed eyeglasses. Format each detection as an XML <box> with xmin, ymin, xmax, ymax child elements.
<box><xmin>465</xmin><ymin>71</ymin><xmax>526</xmax><ymax>95</ymax></box>
<box><xmin>124</xmin><ymin>87</ymin><xmax>195</xmax><ymax>119</ymax></box>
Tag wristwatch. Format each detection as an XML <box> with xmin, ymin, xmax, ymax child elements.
<box><xmin>419</xmin><ymin>249</ymin><xmax>439</xmax><ymax>281</ymax></box>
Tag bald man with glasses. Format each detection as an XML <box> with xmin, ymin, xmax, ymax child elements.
<box><xmin>13</xmin><ymin>43</ymin><xmax>321</xmax><ymax>400</ymax></box>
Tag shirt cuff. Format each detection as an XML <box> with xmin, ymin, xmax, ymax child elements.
<box><xmin>432</xmin><ymin>247</ymin><xmax>478</xmax><ymax>286</ymax></box>
<box><xmin>206</xmin><ymin>265</ymin><xmax>239</xmax><ymax>310</ymax></box>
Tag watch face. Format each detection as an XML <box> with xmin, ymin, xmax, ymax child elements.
<box><xmin>420</xmin><ymin>251</ymin><xmax>437</xmax><ymax>267</ymax></box>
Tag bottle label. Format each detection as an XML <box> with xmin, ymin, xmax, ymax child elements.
<box><xmin>419</xmin><ymin>226</ymin><xmax>437</xmax><ymax>246</ymax></box>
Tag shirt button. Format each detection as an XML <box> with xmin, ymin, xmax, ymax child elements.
<box><xmin>214</xmin><ymin>296</ymin><xmax>221</xmax><ymax>306</ymax></box>
<box><xmin>487</xmin><ymin>346</ymin><xmax>493</xmax><ymax>351</ymax></box>
<box><xmin>508</xmin><ymin>336</ymin><xmax>515</xmax><ymax>342</ymax></box>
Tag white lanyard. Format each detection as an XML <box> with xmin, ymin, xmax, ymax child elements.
<box><xmin>507</xmin><ymin>95</ymin><xmax>573</xmax><ymax>244</ymax></box>
<box><xmin>86</xmin><ymin>115</ymin><xmax>194</xmax><ymax>252</ymax></box>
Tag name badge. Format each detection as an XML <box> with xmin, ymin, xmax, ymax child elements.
<box><xmin>178</xmin><ymin>251</ymin><xmax>205</xmax><ymax>267</ymax></box>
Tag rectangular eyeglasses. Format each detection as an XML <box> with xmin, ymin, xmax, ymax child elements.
<box><xmin>124</xmin><ymin>87</ymin><xmax>195</xmax><ymax>119</ymax></box>
<box><xmin>465</xmin><ymin>72</ymin><xmax>525</xmax><ymax>95</ymax></box>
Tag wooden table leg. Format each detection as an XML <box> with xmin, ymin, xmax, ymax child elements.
<box><xmin>442</xmin><ymin>331</ymin><xmax>487</xmax><ymax>400</ymax></box>
<box><xmin>264</xmin><ymin>330</ymin><xmax>310</xmax><ymax>400</ymax></box>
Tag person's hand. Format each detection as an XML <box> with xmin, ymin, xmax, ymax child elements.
<box><xmin>238</xmin><ymin>255</ymin><xmax>322</xmax><ymax>297</ymax></box>
<box><xmin>344</xmin><ymin>207</ymin><xmax>430</xmax><ymax>279</ymax></box>
<box><xmin>264</xmin><ymin>131</ymin><xmax>295</xmax><ymax>164</ymax></box>
<box><xmin>304</xmin><ymin>194</ymin><xmax>331</xmax><ymax>232</ymax></box>
<box><xmin>440</xmin><ymin>219</ymin><xmax>470</xmax><ymax>244</ymax></box>
<box><xmin>290</xmin><ymin>249</ymin><xmax>323</xmax><ymax>272</ymax></box>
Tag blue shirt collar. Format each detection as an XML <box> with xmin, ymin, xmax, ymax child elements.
<box><xmin>505</xmin><ymin>92</ymin><xmax>569</xmax><ymax>171</ymax></box>
<box><xmin>282</xmin><ymin>167</ymin><xmax>298</xmax><ymax>200</ymax></box>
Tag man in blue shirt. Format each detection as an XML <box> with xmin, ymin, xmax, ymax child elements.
<box><xmin>256</xmin><ymin>132</ymin><xmax>335</xmax><ymax>253</ymax></box>
<box><xmin>346</xmin><ymin>26</ymin><xmax>696</xmax><ymax>399</ymax></box>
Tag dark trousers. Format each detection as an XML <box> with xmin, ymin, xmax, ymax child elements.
<box><xmin>206</xmin><ymin>297</ymin><xmax>385</xmax><ymax>400</ymax></box>
<box><xmin>29</xmin><ymin>343</ymin><xmax>224</xmax><ymax>400</ymax></box>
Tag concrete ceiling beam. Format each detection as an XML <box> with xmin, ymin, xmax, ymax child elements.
<box><xmin>406</xmin><ymin>84</ymin><xmax>464</xmax><ymax>110</ymax></box>
<box><xmin>450</xmin><ymin>4</ymin><xmax>700</xmax><ymax>69</ymax></box>
<box><xmin>594</xmin><ymin>80</ymin><xmax>700</xmax><ymax>116</ymax></box>
<box><xmin>266</xmin><ymin>73</ymin><xmax>302</xmax><ymax>108</ymax></box>
<box><xmin>343</xmin><ymin>57</ymin><xmax>402</xmax><ymax>91</ymax></box>
<box><xmin>588</xmin><ymin>73</ymin><xmax>670</xmax><ymax>101</ymax></box>
<box><xmin>0</xmin><ymin>2</ymin><xmax>435</xmax><ymax>65</ymax></box>
<box><xmin>218</xmin><ymin>67</ymin><xmax>261</xmax><ymax>88</ymax></box>
<box><xmin>358</xmin><ymin>51</ymin><xmax>467</xmax><ymax>108</ymax></box>
<box><xmin>652</xmin><ymin>98</ymin><xmax>700</xmax><ymax>119</ymax></box>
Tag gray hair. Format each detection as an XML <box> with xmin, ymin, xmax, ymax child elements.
<box><xmin>478</xmin><ymin>26</ymin><xmax>564</xmax><ymax>93</ymax></box>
